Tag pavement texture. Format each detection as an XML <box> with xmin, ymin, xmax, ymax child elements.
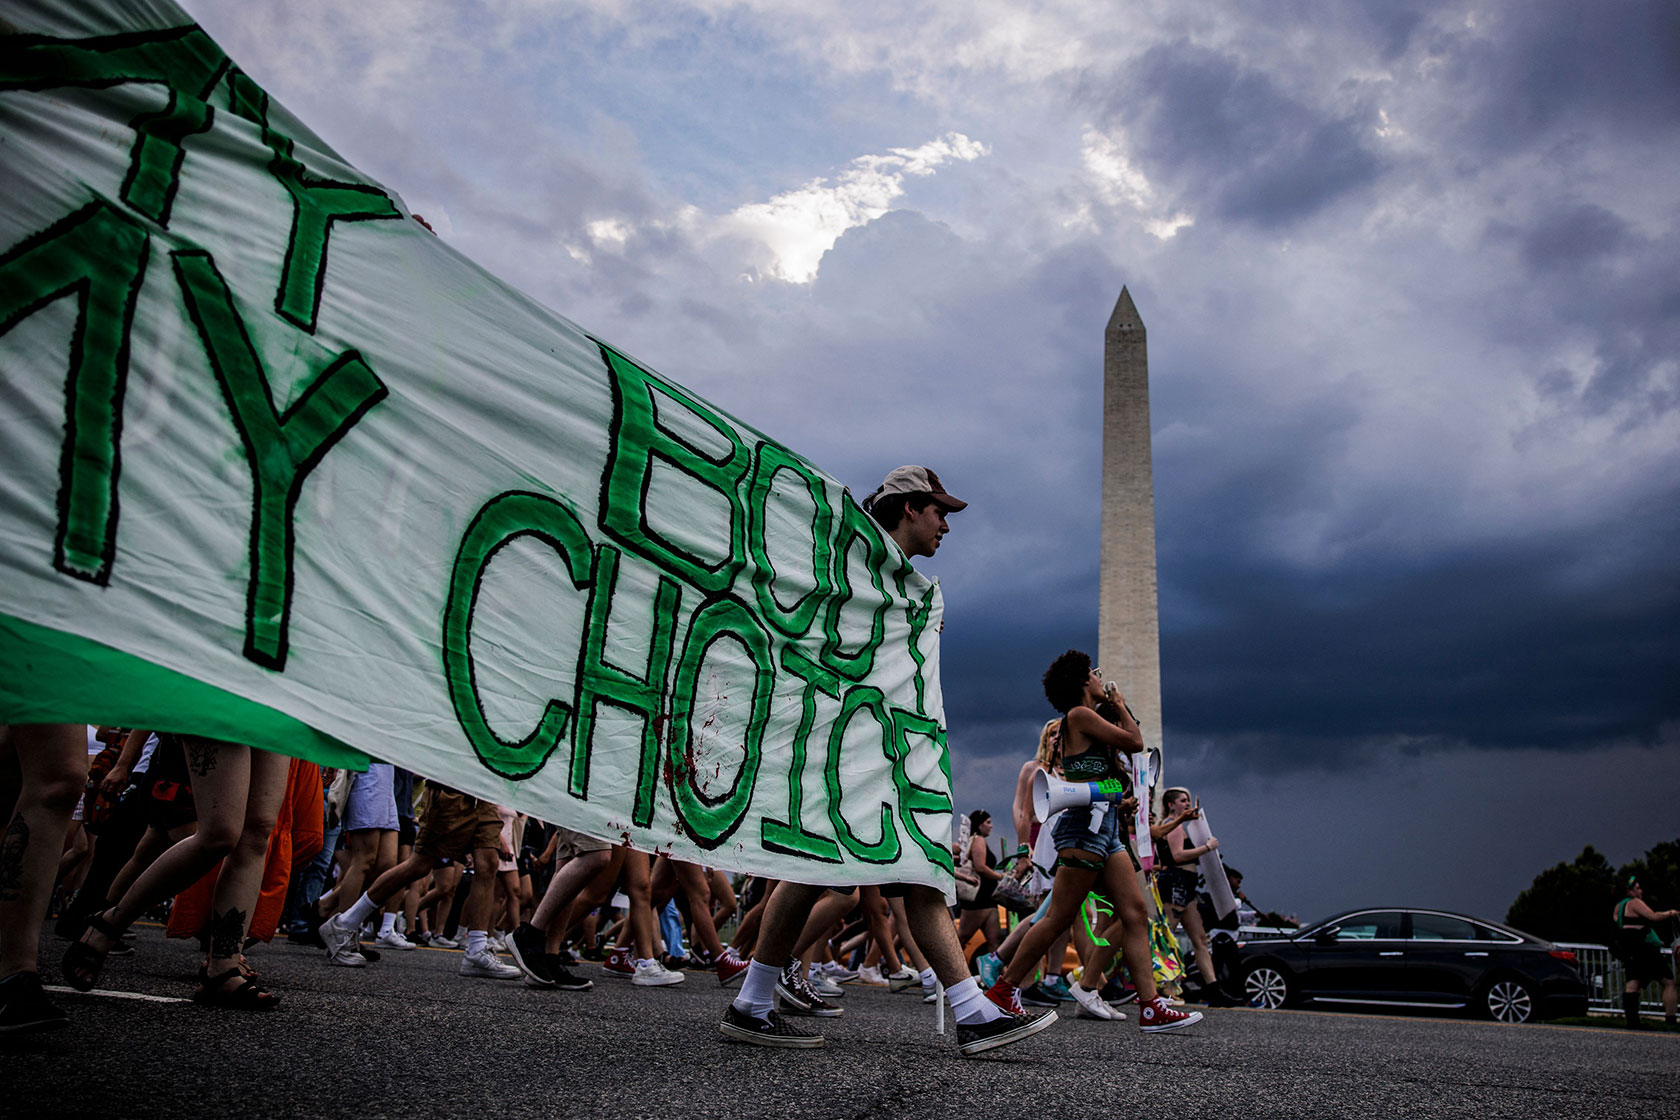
<box><xmin>7</xmin><ymin>924</ymin><xmax>1678</xmax><ymax>1120</ymax></box>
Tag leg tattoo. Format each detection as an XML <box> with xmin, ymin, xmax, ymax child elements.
<box><xmin>210</xmin><ymin>906</ymin><xmax>248</xmax><ymax>961</ymax></box>
<box><xmin>184</xmin><ymin>737</ymin><xmax>219</xmax><ymax>778</ymax></box>
<box><xmin>0</xmin><ymin>816</ymin><xmax>29</xmax><ymax>901</ymax></box>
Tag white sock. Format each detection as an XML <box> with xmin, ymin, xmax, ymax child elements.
<box><xmin>733</xmin><ymin>959</ymin><xmax>781</xmax><ymax>1019</ymax></box>
<box><xmin>466</xmin><ymin>929</ymin><xmax>488</xmax><ymax>956</ymax></box>
<box><xmin>947</xmin><ymin>976</ymin><xmax>1008</xmax><ymax>1025</ymax></box>
<box><xmin>342</xmin><ymin>892</ymin><xmax>379</xmax><ymax>928</ymax></box>
<box><xmin>379</xmin><ymin>912</ymin><xmax>398</xmax><ymax>936</ymax></box>
<box><xmin>920</xmin><ymin>967</ymin><xmax>937</xmax><ymax>991</ymax></box>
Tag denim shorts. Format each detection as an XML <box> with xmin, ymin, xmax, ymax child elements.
<box><xmin>1050</xmin><ymin>801</ymin><xmax>1128</xmax><ymax>861</ymax></box>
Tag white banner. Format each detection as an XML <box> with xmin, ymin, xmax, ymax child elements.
<box><xmin>0</xmin><ymin>1</ymin><xmax>956</xmax><ymax>891</ymax></box>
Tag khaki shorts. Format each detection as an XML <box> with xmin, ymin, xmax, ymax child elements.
<box><xmin>553</xmin><ymin>825</ymin><xmax>612</xmax><ymax>860</ymax></box>
<box><xmin>414</xmin><ymin>788</ymin><xmax>503</xmax><ymax>861</ymax></box>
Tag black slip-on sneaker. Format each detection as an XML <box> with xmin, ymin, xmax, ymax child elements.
<box><xmin>546</xmin><ymin>959</ymin><xmax>594</xmax><ymax>991</ymax></box>
<box><xmin>508</xmin><ymin>923</ymin><xmax>554</xmax><ymax>986</ymax></box>
<box><xmin>719</xmin><ymin>1004</ymin><xmax>825</xmax><ymax>1048</ymax></box>
<box><xmin>956</xmin><ymin>1009</ymin><xmax>1057</xmax><ymax>1056</ymax></box>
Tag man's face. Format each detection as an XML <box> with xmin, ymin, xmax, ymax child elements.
<box><xmin>899</xmin><ymin>500</ymin><xmax>950</xmax><ymax>558</ymax></box>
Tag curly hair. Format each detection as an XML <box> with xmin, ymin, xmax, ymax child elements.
<box><xmin>1042</xmin><ymin>649</ymin><xmax>1092</xmax><ymax>713</ymax></box>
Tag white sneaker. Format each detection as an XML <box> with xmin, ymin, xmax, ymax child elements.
<box><xmin>460</xmin><ymin>950</ymin><xmax>521</xmax><ymax>979</ymax></box>
<box><xmin>632</xmin><ymin>959</ymin><xmax>686</xmax><ymax>987</ymax></box>
<box><xmin>1071</xmin><ymin>982</ymin><xmax>1117</xmax><ymax>1020</ymax></box>
<box><xmin>819</xmin><ymin>962</ymin><xmax>859</xmax><ymax>982</ymax></box>
<box><xmin>808</xmin><ymin>974</ymin><xmax>845</xmax><ymax>998</ymax></box>
<box><xmin>923</xmin><ymin>986</ymin><xmax>939</xmax><ymax>1003</ymax></box>
<box><xmin>327</xmin><ymin>944</ymin><xmax>367</xmax><ymax>968</ymax></box>
<box><xmin>319</xmin><ymin>914</ymin><xmax>357</xmax><ymax>961</ymax></box>
<box><xmin>430</xmin><ymin>934</ymin><xmax>459</xmax><ymax>950</ymax></box>
<box><xmin>856</xmin><ymin>965</ymin><xmax>887</xmax><ymax>986</ymax></box>
<box><xmin>489</xmin><ymin>932</ymin><xmax>508</xmax><ymax>953</ymax></box>
<box><xmin>886</xmin><ymin>967</ymin><xmax>919</xmax><ymax>993</ymax></box>
<box><xmin>376</xmin><ymin>929</ymin><xmax>417</xmax><ymax>951</ymax></box>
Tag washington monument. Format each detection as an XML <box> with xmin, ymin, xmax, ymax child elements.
<box><xmin>1097</xmin><ymin>287</ymin><xmax>1164</xmax><ymax>765</ymax></box>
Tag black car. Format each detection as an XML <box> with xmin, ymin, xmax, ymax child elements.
<box><xmin>1238</xmin><ymin>907</ymin><xmax>1589</xmax><ymax>1023</ymax></box>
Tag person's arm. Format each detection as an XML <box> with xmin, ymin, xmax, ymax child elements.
<box><xmin>99</xmin><ymin>728</ymin><xmax>150</xmax><ymax>794</ymax></box>
<box><xmin>1065</xmin><ymin>702</ymin><xmax>1143</xmax><ymax>755</ymax></box>
<box><xmin>1625</xmin><ymin>898</ymin><xmax>1677</xmax><ymax>923</ymax></box>
<box><xmin>1149</xmin><ymin>803</ymin><xmax>1195</xmax><ymax>841</ymax></box>
<box><xmin>1169</xmin><ymin>823</ymin><xmax>1217</xmax><ymax>865</ymax></box>
<box><xmin>970</xmin><ymin>836</ymin><xmax>1003</xmax><ymax>882</ymax></box>
<box><xmin>1010</xmin><ymin>761</ymin><xmax>1037</xmax><ymax>872</ymax></box>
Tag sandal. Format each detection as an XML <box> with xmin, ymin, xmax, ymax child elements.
<box><xmin>192</xmin><ymin>967</ymin><xmax>280</xmax><ymax>1011</ymax></box>
<box><xmin>61</xmin><ymin>908</ymin><xmax>124</xmax><ymax>992</ymax></box>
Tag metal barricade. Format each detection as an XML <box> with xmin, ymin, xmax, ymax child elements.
<box><xmin>1556</xmin><ymin>942</ymin><xmax>1676</xmax><ymax>1016</ymax></box>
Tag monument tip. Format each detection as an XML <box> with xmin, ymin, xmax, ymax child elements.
<box><xmin>1107</xmin><ymin>286</ymin><xmax>1145</xmax><ymax>335</ymax></box>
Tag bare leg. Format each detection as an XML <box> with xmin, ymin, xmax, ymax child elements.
<box><xmin>200</xmin><ymin>748</ymin><xmax>290</xmax><ymax>981</ymax></box>
<box><xmin>0</xmin><ymin>724</ymin><xmax>87</xmax><ymax>978</ymax></box>
<box><xmin>887</xmin><ymin>896</ymin><xmax>929</xmax><ymax>972</ymax></box>
<box><xmin>1000</xmin><ymin>859</ymin><xmax>1100</xmax><ymax>988</ymax></box>
<box><xmin>752</xmin><ymin>880</ymin><xmax>826</xmax><ymax>966</ymax></box>
<box><xmin>1175</xmin><ymin>901</ymin><xmax>1217</xmax><ymax>986</ymax></box>
<box><xmin>708</xmin><ymin>869</ymin><xmax>736</xmax><ymax>928</ymax></box>
<box><xmin>902</xmin><ymin>884</ymin><xmax>970</xmax><ymax>987</ymax></box>
<box><xmin>96</xmin><ymin>739</ymin><xmax>251</xmax><ymax>941</ymax></box>
<box><xmin>671</xmin><ymin>860</ymin><xmax>726</xmax><ymax>960</ymax></box>
<box><xmin>792</xmin><ymin>887</ymin><xmax>858</xmax><ymax>957</ymax></box>
<box><xmin>539</xmin><ymin>848</ymin><xmax>618</xmax><ymax>953</ymax></box>
<box><xmin>1099</xmin><ymin>853</ymin><xmax>1159</xmax><ymax>1005</ymax></box>
<box><xmin>320</xmin><ymin>828</ymin><xmax>382</xmax><ymax>917</ymax></box>
<box><xmin>460</xmin><ymin>847</ymin><xmax>503</xmax><ymax>934</ymax></box>
<box><xmin>618</xmin><ymin>850</ymin><xmax>658</xmax><ymax>960</ymax></box>
<box><xmin>861</xmin><ymin>887</ymin><xmax>902</xmax><ymax>971</ymax></box>
<box><xmin>995</xmin><ymin>913</ymin><xmax>1034</xmax><ymax>964</ymax></box>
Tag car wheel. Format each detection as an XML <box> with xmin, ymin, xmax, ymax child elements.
<box><xmin>1245</xmin><ymin>964</ymin><xmax>1290</xmax><ymax>1010</ymax></box>
<box><xmin>1483</xmin><ymin>977</ymin><xmax>1534</xmax><ymax>1024</ymax></box>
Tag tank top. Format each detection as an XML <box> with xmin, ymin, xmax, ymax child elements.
<box><xmin>1057</xmin><ymin>714</ymin><xmax>1129</xmax><ymax>787</ymax></box>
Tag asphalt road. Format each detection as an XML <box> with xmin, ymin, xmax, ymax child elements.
<box><xmin>7</xmin><ymin>925</ymin><xmax>1677</xmax><ymax>1120</ymax></box>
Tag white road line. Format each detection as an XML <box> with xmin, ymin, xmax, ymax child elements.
<box><xmin>45</xmin><ymin>984</ymin><xmax>190</xmax><ymax>1004</ymax></box>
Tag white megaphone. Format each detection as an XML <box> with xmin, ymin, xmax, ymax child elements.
<box><xmin>1032</xmin><ymin>769</ymin><xmax>1131</xmax><ymax>822</ymax></box>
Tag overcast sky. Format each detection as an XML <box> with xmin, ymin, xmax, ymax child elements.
<box><xmin>172</xmin><ymin>0</ymin><xmax>1679</xmax><ymax>925</ymax></box>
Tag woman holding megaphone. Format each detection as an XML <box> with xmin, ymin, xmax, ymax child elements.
<box><xmin>982</xmin><ymin>650</ymin><xmax>1203</xmax><ymax>1034</ymax></box>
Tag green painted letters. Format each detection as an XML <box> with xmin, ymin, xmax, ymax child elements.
<box><xmin>574</xmin><ymin>545</ymin><xmax>683</xmax><ymax>811</ymax></box>
<box><xmin>824</xmin><ymin>684</ymin><xmax>901</xmax><ymax>864</ymax></box>
<box><xmin>596</xmin><ymin>340</ymin><xmax>750</xmax><ymax>593</ymax></box>
<box><xmin>172</xmin><ymin>249</ymin><xmax>388</xmax><ymax>670</ymax></box>
<box><xmin>0</xmin><ymin>203</ymin><xmax>151</xmax><ymax>585</ymax></box>
<box><xmin>441</xmin><ymin>491</ymin><xmax>594</xmax><ymax>779</ymax></box>
<box><xmin>666</xmin><ymin>596</ymin><xmax>773</xmax><ymax>849</ymax></box>
<box><xmin>759</xmin><ymin>646</ymin><xmax>844</xmax><ymax>863</ymax></box>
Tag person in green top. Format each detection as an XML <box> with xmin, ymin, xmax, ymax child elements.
<box><xmin>1614</xmin><ymin>876</ymin><xmax>1677</xmax><ymax>1028</ymax></box>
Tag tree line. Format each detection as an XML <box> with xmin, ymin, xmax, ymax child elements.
<box><xmin>1507</xmin><ymin>838</ymin><xmax>1679</xmax><ymax>945</ymax></box>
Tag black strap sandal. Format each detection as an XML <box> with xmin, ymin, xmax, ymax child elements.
<box><xmin>192</xmin><ymin>968</ymin><xmax>280</xmax><ymax>1011</ymax></box>
<box><xmin>61</xmin><ymin>909</ymin><xmax>124</xmax><ymax>992</ymax></box>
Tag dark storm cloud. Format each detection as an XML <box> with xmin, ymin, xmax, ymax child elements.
<box><xmin>1430</xmin><ymin>0</ymin><xmax>1680</xmax><ymax>151</ymax></box>
<box><xmin>1099</xmin><ymin>41</ymin><xmax>1384</xmax><ymax>228</ymax></box>
<box><xmin>1481</xmin><ymin>207</ymin><xmax>1680</xmax><ymax>423</ymax></box>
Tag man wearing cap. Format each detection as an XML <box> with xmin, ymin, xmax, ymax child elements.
<box><xmin>719</xmin><ymin>467</ymin><xmax>1057</xmax><ymax>1056</ymax></box>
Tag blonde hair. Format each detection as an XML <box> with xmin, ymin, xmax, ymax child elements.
<box><xmin>1035</xmin><ymin>718</ymin><xmax>1062</xmax><ymax>768</ymax></box>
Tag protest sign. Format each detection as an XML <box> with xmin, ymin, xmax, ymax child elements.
<box><xmin>0</xmin><ymin>1</ymin><xmax>956</xmax><ymax>890</ymax></box>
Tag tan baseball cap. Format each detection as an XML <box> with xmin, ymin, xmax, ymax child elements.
<box><xmin>861</xmin><ymin>465</ymin><xmax>968</xmax><ymax>514</ymax></box>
